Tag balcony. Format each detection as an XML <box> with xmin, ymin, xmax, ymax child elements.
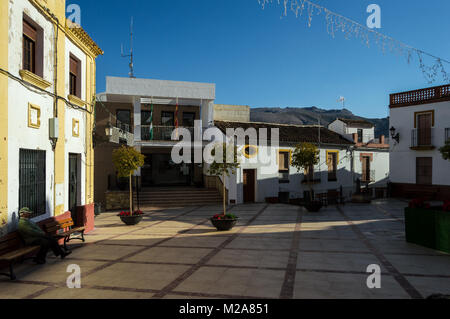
<box><xmin>411</xmin><ymin>128</ymin><xmax>435</xmax><ymax>150</ymax></box>
<box><xmin>390</xmin><ymin>84</ymin><xmax>450</xmax><ymax>108</ymax></box>
<box><xmin>361</xmin><ymin>170</ymin><xmax>375</xmax><ymax>183</ymax></box>
<box><xmin>140</xmin><ymin>125</ymin><xmax>195</xmax><ymax>141</ymax></box>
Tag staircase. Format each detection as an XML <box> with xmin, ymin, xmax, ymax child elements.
<box><xmin>133</xmin><ymin>187</ymin><xmax>223</xmax><ymax>209</ymax></box>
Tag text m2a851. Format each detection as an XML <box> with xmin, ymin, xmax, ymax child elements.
<box><xmin>223</xmin><ymin>304</ymin><xmax>269</xmax><ymax>315</ymax></box>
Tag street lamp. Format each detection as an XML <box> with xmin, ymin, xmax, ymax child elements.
<box><xmin>105</xmin><ymin>121</ymin><xmax>113</xmax><ymax>138</ymax></box>
<box><xmin>390</xmin><ymin>126</ymin><xmax>400</xmax><ymax>143</ymax></box>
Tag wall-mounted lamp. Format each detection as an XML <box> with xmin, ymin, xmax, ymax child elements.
<box><xmin>390</xmin><ymin>126</ymin><xmax>400</xmax><ymax>143</ymax></box>
<box><xmin>105</xmin><ymin>121</ymin><xmax>113</xmax><ymax>138</ymax></box>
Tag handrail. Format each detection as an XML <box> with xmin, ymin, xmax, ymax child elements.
<box><xmin>390</xmin><ymin>84</ymin><xmax>450</xmax><ymax>107</ymax></box>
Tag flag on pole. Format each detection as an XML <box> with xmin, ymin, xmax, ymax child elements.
<box><xmin>149</xmin><ymin>101</ymin><xmax>154</xmax><ymax>140</ymax></box>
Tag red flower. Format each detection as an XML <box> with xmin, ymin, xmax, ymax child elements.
<box><xmin>409</xmin><ymin>198</ymin><xmax>430</xmax><ymax>209</ymax></box>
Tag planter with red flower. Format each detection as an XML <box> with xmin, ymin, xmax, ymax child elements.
<box><xmin>210</xmin><ymin>214</ymin><xmax>238</xmax><ymax>231</ymax></box>
<box><xmin>118</xmin><ymin>210</ymin><xmax>144</xmax><ymax>225</ymax></box>
<box><xmin>207</xmin><ymin>142</ymin><xmax>240</xmax><ymax>231</ymax></box>
<box><xmin>405</xmin><ymin>198</ymin><xmax>450</xmax><ymax>253</ymax></box>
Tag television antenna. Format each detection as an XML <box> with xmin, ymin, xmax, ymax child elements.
<box><xmin>337</xmin><ymin>96</ymin><xmax>346</xmax><ymax>109</ymax></box>
<box><xmin>121</xmin><ymin>17</ymin><xmax>135</xmax><ymax>78</ymax></box>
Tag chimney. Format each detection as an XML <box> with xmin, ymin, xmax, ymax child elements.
<box><xmin>380</xmin><ymin>135</ymin><xmax>385</xmax><ymax>145</ymax></box>
<box><xmin>353</xmin><ymin>133</ymin><xmax>358</xmax><ymax>143</ymax></box>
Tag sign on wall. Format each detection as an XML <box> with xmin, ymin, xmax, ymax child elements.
<box><xmin>28</xmin><ymin>104</ymin><xmax>41</xmax><ymax>129</ymax></box>
<box><xmin>72</xmin><ymin>119</ymin><xmax>80</xmax><ymax>137</ymax></box>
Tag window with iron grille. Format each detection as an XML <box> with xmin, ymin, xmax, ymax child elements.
<box><xmin>19</xmin><ymin>149</ymin><xmax>46</xmax><ymax>218</ymax></box>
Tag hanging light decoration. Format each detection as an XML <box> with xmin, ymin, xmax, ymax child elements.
<box><xmin>258</xmin><ymin>0</ymin><xmax>450</xmax><ymax>84</ymax></box>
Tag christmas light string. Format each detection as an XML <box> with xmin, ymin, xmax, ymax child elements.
<box><xmin>258</xmin><ymin>0</ymin><xmax>450</xmax><ymax>83</ymax></box>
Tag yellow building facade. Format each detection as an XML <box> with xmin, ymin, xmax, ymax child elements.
<box><xmin>0</xmin><ymin>0</ymin><xmax>102</xmax><ymax>235</ymax></box>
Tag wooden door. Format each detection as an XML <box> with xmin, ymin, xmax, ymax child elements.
<box><xmin>362</xmin><ymin>157</ymin><xmax>371</xmax><ymax>182</ymax></box>
<box><xmin>417</xmin><ymin>113</ymin><xmax>431</xmax><ymax>146</ymax></box>
<box><xmin>243</xmin><ymin>169</ymin><xmax>256</xmax><ymax>203</ymax></box>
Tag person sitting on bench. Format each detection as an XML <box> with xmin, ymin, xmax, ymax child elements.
<box><xmin>17</xmin><ymin>208</ymin><xmax>71</xmax><ymax>264</ymax></box>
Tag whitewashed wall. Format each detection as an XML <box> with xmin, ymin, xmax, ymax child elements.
<box><xmin>7</xmin><ymin>0</ymin><xmax>55</xmax><ymax>225</ymax></box>
<box><xmin>328</xmin><ymin>120</ymin><xmax>375</xmax><ymax>143</ymax></box>
<box><xmin>63</xmin><ymin>38</ymin><xmax>87</xmax><ymax>211</ymax></box>
<box><xmin>390</xmin><ymin>101</ymin><xmax>450</xmax><ymax>186</ymax></box>
<box><xmin>353</xmin><ymin>149</ymin><xmax>390</xmax><ymax>186</ymax></box>
<box><xmin>229</xmin><ymin>145</ymin><xmax>355</xmax><ymax>204</ymax></box>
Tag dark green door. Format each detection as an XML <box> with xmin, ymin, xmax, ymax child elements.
<box><xmin>69</xmin><ymin>154</ymin><xmax>79</xmax><ymax>215</ymax></box>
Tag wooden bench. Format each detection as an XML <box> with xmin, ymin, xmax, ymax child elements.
<box><xmin>43</xmin><ymin>217</ymin><xmax>85</xmax><ymax>251</ymax></box>
<box><xmin>0</xmin><ymin>232</ymin><xmax>40</xmax><ymax>280</ymax></box>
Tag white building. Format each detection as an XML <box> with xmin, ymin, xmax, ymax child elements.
<box><xmin>1</xmin><ymin>0</ymin><xmax>102</xmax><ymax>235</ymax></box>
<box><xmin>389</xmin><ymin>84</ymin><xmax>450</xmax><ymax>199</ymax></box>
<box><xmin>328</xmin><ymin>118</ymin><xmax>390</xmax><ymax>192</ymax></box>
<box><xmin>211</xmin><ymin>121</ymin><xmax>359</xmax><ymax>204</ymax></box>
<box><xmin>328</xmin><ymin>118</ymin><xmax>375</xmax><ymax>144</ymax></box>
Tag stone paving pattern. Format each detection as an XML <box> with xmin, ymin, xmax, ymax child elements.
<box><xmin>1</xmin><ymin>199</ymin><xmax>449</xmax><ymax>299</ymax></box>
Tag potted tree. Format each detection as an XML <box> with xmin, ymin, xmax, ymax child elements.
<box><xmin>208</xmin><ymin>142</ymin><xmax>240</xmax><ymax>231</ymax></box>
<box><xmin>112</xmin><ymin>146</ymin><xmax>145</xmax><ymax>225</ymax></box>
<box><xmin>439</xmin><ymin>141</ymin><xmax>450</xmax><ymax>161</ymax></box>
<box><xmin>292</xmin><ymin>143</ymin><xmax>323</xmax><ymax>212</ymax></box>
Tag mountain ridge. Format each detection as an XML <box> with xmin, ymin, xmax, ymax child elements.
<box><xmin>250</xmin><ymin>107</ymin><xmax>389</xmax><ymax>137</ymax></box>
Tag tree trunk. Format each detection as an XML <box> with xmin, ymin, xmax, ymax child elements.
<box><xmin>129</xmin><ymin>174</ymin><xmax>133</xmax><ymax>215</ymax></box>
<box><xmin>223</xmin><ymin>171</ymin><xmax>226</xmax><ymax>216</ymax></box>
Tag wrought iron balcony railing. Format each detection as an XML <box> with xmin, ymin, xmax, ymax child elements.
<box><xmin>411</xmin><ymin>128</ymin><xmax>434</xmax><ymax>149</ymax></box>
<box><xmin>116</xmin><ymin>122</ymin><xmax>131</xmax><ymax>133</ymax></box>
<box><xmin>140</xmin><ymin>126</ymin><xmax>195</xmax><ymax>141</ymax></box>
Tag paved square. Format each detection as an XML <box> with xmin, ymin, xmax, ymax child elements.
<box><xmin>1</xmin><ymin>199</ymin><xmax>449</xmax><ymax>299</ymax></box>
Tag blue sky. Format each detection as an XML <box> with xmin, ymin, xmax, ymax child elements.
<box><xmin>68</xmin><ymin>0</ymin><xmax>450</xmax><ymax>118</ymax></box>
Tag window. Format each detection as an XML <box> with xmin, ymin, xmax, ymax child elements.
<box><xmin>19</xmin><ymin>149</ymin><xmax>46</xmax><ymax>218</ymax></box>
<box><xmin>161</xmin><ymin>111</ymin><xmax>174</xmax><ymax>126</ymax></box>
<box><xmin>279</xmin><ymin>151</ymin><xmax>290</xmax><ymax>183</ymax></box>
<box><xmin>22</xmin><ymin>17</ymin><xmax>43</xmax><ymax>77</ymax></box>
<box><xmin>327</xmin><ymin>151</ymin><xmax>338</xmax><ymax>181</ymax></box>
<box><xmin>357</xmin><ymin>129</ymin><xmax>363</xmax><ymax>143</ymax></box>
<box><xmin>116</xmin><ymin>110</ymin><xmax>131</xmax><ymax>132</ymax></box>
<box><xmin>69</xmin><ymin>55</ymin><xmax>81</xmax><ymax>98</ymax></box>
<box><xmin>182</xmin><ymin>112</ymin><xmax>196</xmax><ymax>127</ymax></box>
<box><xmin>23</xmin><ymin>19</ymin><xmax>36</xmax><ymax>73</ymax></box>
<box><xmin>416</xmin><ymin>157</ymin><xmax>432</xmax><ymax>185</ymax></box>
